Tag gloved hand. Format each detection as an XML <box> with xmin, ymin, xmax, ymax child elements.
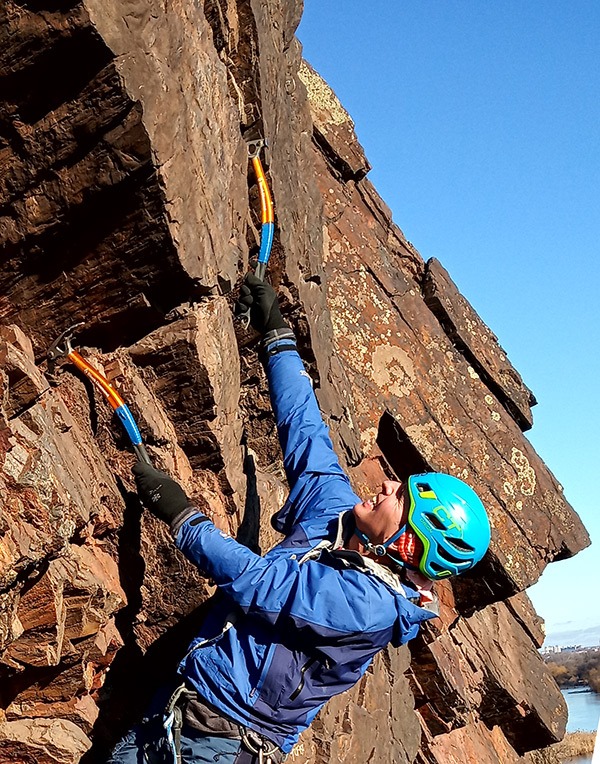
<box><xmin>132</xmin><ymin>461</ymin><xmax>192</xmax><ymax>524</ymax></box>
<box><xmin>235</xmin><ymin>273</ymin><xmax>288</xmax><ymax>334</ymax></box>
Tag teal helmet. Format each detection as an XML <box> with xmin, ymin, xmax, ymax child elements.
<box><xmin>406</xmin><ymin>473</ymin><xmax>491</xmax><ymax>580</ymax></box>
<box><xmin>353</xmin><ymin>472</ymin><xmax>491</xmax><ymax>581</ymax></box>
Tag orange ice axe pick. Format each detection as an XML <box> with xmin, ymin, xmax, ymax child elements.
<box><xmin>47</xmin><ymin>323</ymin><xmax>152</xmax><ymax>465</ymax></box>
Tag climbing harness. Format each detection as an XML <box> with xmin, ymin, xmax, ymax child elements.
<box><xmin>161</xmin><ymin>680</ymin><xmax>280</xmax><ymax>764</ymax></box>
<box><xmin>161</xmin><ymin>609</ymin><xmax>282</xmax><ymax>764</ymax></box>
<box><xmin>240</xmin><ymin>728</ymin><xmax>279</xmax><ymax>764</ymax></box>
<box><xmin>246</xmin><ymin>137</ymin><xmax>274</xmax><ymax>282</ymax></box>
<box><xmin>47</xmin><ymin>323</ymin><xmax>152</xmax><ymax>465</ymax></box>
<box><xmin>162</xmin><ymin>683</ymin><xmax>197</xmax><ymax>764</ymax></box>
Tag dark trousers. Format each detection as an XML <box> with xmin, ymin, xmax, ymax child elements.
<box><xmin>107</xmin><ymin>723</ymin><xmax>243</xmax><ymax>764</ymax></box>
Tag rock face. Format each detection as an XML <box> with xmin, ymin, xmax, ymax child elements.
<box><xmin>0</xmin><ymin>2</ymin><xmax>589</xmax><ymax>762</ymax></box>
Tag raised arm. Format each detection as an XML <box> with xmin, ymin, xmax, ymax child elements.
<box><xmin>237</xmin><ymin>275</ymin><xmax>359</xmax><ymax>532</ymax></box>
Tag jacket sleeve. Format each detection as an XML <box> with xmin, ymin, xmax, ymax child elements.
<box><xmin>264</xmin><ymin>347</ymin><xmax>360</xmax><ymax>536</ymax></box>
<box><xmin>174</xmin><ymin>514</ymin><xmax>430</xmax><ymax>644</ymax></box>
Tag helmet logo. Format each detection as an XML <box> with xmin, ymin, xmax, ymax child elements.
<box><xmin>432</xmin><ymin>504</ymin><xmax>464</xmax><ymax>538</ymax></box>
<box><xmin>415</xmin><ymin>482</ymin><xmax>465</xmax><ymax>537</ymax></box>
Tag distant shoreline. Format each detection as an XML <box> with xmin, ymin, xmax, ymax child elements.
<box><xmin>525</xmin><ymin>731</ymin><xmax>596</xmax><ymax>763</ymax></box>
<box><xmin>543</xmin><ymin>647</ymin><xmax>600</xmax><ymax>694</ymax></box>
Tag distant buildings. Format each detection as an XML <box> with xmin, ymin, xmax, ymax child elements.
<box><xmin>540</xmin><ymin>644</ymin><xmax>599</xmax><ymax>655</ymax></box>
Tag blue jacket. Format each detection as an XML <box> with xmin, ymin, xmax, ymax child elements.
<box><xmin>174</xmin><ymin>345</ymin><xmax>436</xmax><ymax>753</ymax></box>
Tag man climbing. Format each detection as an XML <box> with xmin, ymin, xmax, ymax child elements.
<box><xmin>108</xmin><ymin>275</ymin><xmax>491</xmax><ymax>764</ymax></box>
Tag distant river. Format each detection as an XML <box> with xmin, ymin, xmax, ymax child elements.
<box><xmin>562</xmin><ymin>688</ymin><xmax>600</xmax><ymax>733</ymax></box>
<box><xmin>561</xmin><ymin>688</ymin><xmax>598</xmax><ymax>764</ymax></box>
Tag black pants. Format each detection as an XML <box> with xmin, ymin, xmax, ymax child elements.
<box><xmin>107</xmin><ymin>722</ymin><xmax>262</xmax><ymax>763</ymax></box>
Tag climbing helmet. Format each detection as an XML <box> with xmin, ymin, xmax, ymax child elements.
<box><xmin>404</xmin><ymin>472</ymin><xmax>491</xmax><ymax>580</ymax></box>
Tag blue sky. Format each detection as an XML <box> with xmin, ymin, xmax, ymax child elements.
<box><xmin>298</xmin><ymin>1</ymin><xmax>599</xmax><ymax>645</ymax></box>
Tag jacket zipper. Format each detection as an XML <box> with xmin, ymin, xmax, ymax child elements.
<box><xmin>250</xmin><ymin>643</ymin><xmax>276</xmax><ymax>699</ymax></box>
<box><xmin>290</xmin><ymin>657</ymin><xmax>318</xmax><ymax>701</ymax></box>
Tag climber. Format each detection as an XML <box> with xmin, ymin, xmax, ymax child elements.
<box><xmin>107</xmin><ymin>275</ymin><xmax>491</xmax><ymax>764</ymax></box>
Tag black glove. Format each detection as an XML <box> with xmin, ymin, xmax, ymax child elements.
<box><xmin>132</xmin><ymin>461</ymin><xmax>192</xmax><ymax>524</ymax></box>
<box><xmin>235</xmin><ymin>273</ymin><xmax>288</xmax><ymax>334</ymax></box>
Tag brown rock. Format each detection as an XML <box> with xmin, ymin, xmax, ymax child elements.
<box><xmin>505</xmin><ymin>591</ymin><xmax>546</xmax><ymax>649</ymax></box>
<box><xmin>299</xmin><ymin>61</ymin><xmax>371</xmax><ymax>181</ymax></box>
<box><xmin>423</xmin><ymin>722</ymin><xmax>524</xmax><ymax>764</ymax></box>
<box><xmin>7</xmin><ymin>693</ymin><xmax>99</xmax><ymax>736</ymax></box>
<box><xmin>0</xmin><ymin>718</ymin><xmax>91</xmax><ymax>763</ymax></box>
<box><xmin>0</xmin><ymin>325</ymin><xmax>35</xmax><ymax>359</ymax></box>
<box><xmin>7</xmin><ymin>694</ymin><xmax>99</xmax><ymax>736</ymax></box>
<box><xmin>410</xmin><ymin>599</ymin><xmax>566</xmax><ymax>753</ymax></box>
<box><xmin>0</xmin><ymin>338</ymin><xmax>49</xmax><ymax>419</ymax></box>
<box><xmin>299</xmin><ymin>647</ymin><xmax>421</xmax><ymax>764</ymax></box>
<box><xmin>128</xmin><ymin>300</ymin><xmax>246</xmax><ymax>506</ymax></box>
<box><xmin>0</xmin><ymin>362</ymin><xmax>125</xmax><ymax>581</ymax></box>
<box><xmin>0</xmin><ymin>0</ymin><xmax>590</xmax><ymax>761</ymax></box>
<box><xmin>2</xmin><ymin>560</ymin><xmax>66</xmax><ymax>670</ymax></box>
<box><xmin>423</xmin><ymin>258</ymin><xmax>537</xmax><ymax>431</ymax></box>
<box><xmin>83</xmin><ymin>0</ymin><xmax>248</xmax><ymax>287</ymax></box>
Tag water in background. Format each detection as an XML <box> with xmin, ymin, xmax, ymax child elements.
<box><xmin>562</xmin><ymin>688</ymin><xmax>599</xmax><ymax>764</ymax></box>
<box><xmin>563</xmin><ymin>688</ymin><xmax>600</xmax><ymax>733</ymax></box>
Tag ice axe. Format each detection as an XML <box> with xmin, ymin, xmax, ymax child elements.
<box><xmin>238</xmin><ymin>138</ymin><xmax>274</xmax><ymax>329</ymax></box>
<box><xmin>246</xmin><ymin>137</ymin><xmax>274</xmax><ymax>282</ymax></box>
<box><xmin>47</xmin><ymin>323</ymin><xmax>152</xmax><ymax>465</ymax></box>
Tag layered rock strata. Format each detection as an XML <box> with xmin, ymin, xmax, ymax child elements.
<box><xmin>0</xmin><ymin>1</ymin><xmax>589</xmax><ymax>762</ymax></box>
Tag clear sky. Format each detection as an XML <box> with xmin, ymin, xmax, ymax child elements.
<box><xmin>298</xmin><ymin>1</ymin><xmax>599</xmax><ymax>646</ymax></box>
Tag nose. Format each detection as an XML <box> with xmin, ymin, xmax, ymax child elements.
<box><xmin>381</xmin><ymin>480</ymin><xmax>400</xmax><ymax>496</ymax></box>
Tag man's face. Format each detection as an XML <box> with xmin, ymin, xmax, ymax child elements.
<box><xmin>353</xmin><ymin>480</ymin><xmax>408</xmax><ymax>546</ymax></box>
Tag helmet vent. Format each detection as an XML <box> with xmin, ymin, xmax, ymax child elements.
<box><xmin>424</xmin><ymin>512</ymin><xmax>447</xmax><ymax>531</ymax></box>
<box><xmin>436</xmin><ymin>546</ymin><xmax>469</xmax><ymax>566</ymax></box>
<box><xmin>446</xmin><ymin>537</ymin><xmax>475</xmax><ymax>553</ymax></box>
<box><xmin>415</xmin><ymin>482</ymin><xmax>438</xmax><ymax>500</ymax></box>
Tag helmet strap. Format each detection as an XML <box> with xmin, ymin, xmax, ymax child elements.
<box><xmin>354</xmin><ymin>524</ymin><xmax>408</xmax><ymax>562</ymax></box>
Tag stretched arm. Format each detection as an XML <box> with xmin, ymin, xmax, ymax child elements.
<box><xmin>173</xmin><ymin>512</ymin><xmax>414</xmax><ymax>642</ymax></box>
<box><xmin>238</xmin><ymin>275</ymin><xmax>359</xmax><ymax>532</ymax></box>
<box><xmin>264</xmin><ymin>346</ymin><xmax>358</xmax><ymax>531</ymax></box>
<box><xmin>132</xmin><ymin>467</ymin><xmax>433</xmax><ymax>645</ymax></box>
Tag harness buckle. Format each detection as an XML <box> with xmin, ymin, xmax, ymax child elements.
<box><xmin>241</xmin><ymin>727</ymin><xmax>279</xmax><ymax>764</ymax></box>
<box><xmin>163</xmin><ymin>682</ymin><xmax>196</xmax><ymax>764</ymax></box>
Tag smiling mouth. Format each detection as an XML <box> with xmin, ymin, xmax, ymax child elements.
<box><xmin>363</xmin><ymin>490</ymin><xmax>397</xmax><ymax>511</ymax></box>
